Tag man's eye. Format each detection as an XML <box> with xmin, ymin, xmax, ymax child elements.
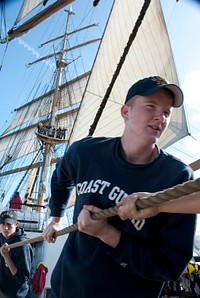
<box><xmin>164</xmin><ymin>111</ymin><xmax>170</xmax><ymax>117</ymax></box>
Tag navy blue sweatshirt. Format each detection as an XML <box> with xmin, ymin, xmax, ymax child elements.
<box><xmin>0</xmin><ymin>227</ymin><xmax>33</xmax><ymax>298</ymax></box>
<box><xmin>49</xmin><ymin>137</ymin><xmax>196</xmax><ymax>298</ymax></box>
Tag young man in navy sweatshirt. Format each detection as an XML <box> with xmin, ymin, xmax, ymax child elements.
<box><xmin>43</xmin><ymin>76</ymin><xmax>196</xmax><ymax>298</ymax></box>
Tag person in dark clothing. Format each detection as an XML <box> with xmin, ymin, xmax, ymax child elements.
<box><xmin>43</xmin><ymin>76</ymin><xmax>196</xmax><ymax>298</ymax></box>
<box><xmin>0</xmin><ymin>210</ymin><xmax>33</xmax><ymax>298</ymax></box>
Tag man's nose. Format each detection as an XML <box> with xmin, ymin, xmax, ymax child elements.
<box><xmin>153</xmin><ymin>113</ymin><xmax>165</xmax><ymax>123</ymax></box>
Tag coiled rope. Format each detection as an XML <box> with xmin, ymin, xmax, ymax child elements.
<box><xmin>7</xmin><ymin>177</ymin><xmax>200</xmax><ymax>249</ymax></box>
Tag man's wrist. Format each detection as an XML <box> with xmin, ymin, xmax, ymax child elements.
<box><xmin>51</xmin><ymin>216</ymin><xmax>62</xmax><ymax>224</ymax></box>
<box><xmin>98</xmin><ymin>225</ymin><xmax>121</xmax><ymax>248</ymax></box>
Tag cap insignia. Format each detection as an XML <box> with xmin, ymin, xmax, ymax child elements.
<box><xmin>151</xmin><ymin>76</ymin><xmax>168</xmax><ymax>85</ymax></box>
<box><xmin>1</xmin><ymin>211</ymin><xmax>13</xmax><ymax>218</ymax></box>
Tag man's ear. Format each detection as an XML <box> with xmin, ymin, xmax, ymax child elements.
<box><xmin>15</xmin><ymin>221</ymin><xmax>19</xmax><ymax>227</ymax></box>
<box><xmin>121</xmin><ymin>104</ymin><xmax>129</xmax><ymax>121</ymax></box>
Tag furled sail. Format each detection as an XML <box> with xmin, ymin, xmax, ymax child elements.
<box><xmin>69</xmin><ymin>0</ymin><xmax>188</xmax><ymax>149</ymax></box>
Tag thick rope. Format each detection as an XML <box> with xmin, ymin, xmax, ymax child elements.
<box><xmin>136</xmin><ymin>177</ymin><xmax>200</xmax><ymax>209</ymax></box>
<box><xmin>7</xmin><ymin>177</ymin><xmax>200</xmax><ymax>249</ymax></box>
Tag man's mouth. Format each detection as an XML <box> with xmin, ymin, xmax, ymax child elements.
<box><xmin>149</xmin><ymin>125</ymin><xmax>161</xmax><ymax>132</ymax></box>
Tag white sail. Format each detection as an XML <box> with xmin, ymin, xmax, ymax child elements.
<box><xmin>0</xmin><ymin>73</ymin><xmax>90</xmax><ymax>166</ymax></box>
<box><xmin>15</xmin><ymin>0</ymin><xmax>43</xmax><ymax>25</ymax></box>
<box><xmin>70</xmin><ymin>0</ymin><xmax>188</xmax><ymax>149</ymax></box>
<box><xmin>3</xmin><ymin>73</ymin><xmax>90</xmax><ymax>134</ymax></box>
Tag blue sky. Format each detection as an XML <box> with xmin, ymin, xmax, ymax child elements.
<box><xmin>160</xmin><ymin>0</ymin><xmax>200</xmax><ymax>173</ymax></box>
<box><xmin>0</xmin><ymin>0</ymin><xmax>112</xmax><ymax>129</ymax></box>
<box><xmin>0</xmin><ymin>0</ymin><xmax>200</xmax><ymax>168</ymax></box>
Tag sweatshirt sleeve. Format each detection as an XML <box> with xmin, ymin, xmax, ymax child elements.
<box><xmin>109</xmin><ymin>212</ymin><xmax>196</xmax><ymax>281</ymax></box>
<box><xmin>109</xmin><ymin>167</ymin><xmax>196</xmax><ymax>282</ymax></box>
<box><xmin>13</xmin><ymin>245</ymin><xmax>32</xmax><ymax>284</ymax></box>
<box><xmin>49</xmin><ymin>141</ymin><xmax>78</xmax><ymax>217</ymax></box>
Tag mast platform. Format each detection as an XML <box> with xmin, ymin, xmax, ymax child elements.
<box><xmin>35</xmin><ymin>132</ymin><xmax>67</xmax><ymax>145</ymax></box>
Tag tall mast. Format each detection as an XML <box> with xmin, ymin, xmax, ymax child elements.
<box><xmin>37</xmin><ymin>9</ymin><xmax>73</xmax><ymax>209</ymax></box>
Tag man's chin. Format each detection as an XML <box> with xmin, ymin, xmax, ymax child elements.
<box><xmin>146</xmin><ymin>135</ymin><xmax>159</xmax><ymax>145</ymax></box>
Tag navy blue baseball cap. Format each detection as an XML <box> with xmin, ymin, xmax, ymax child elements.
<box><xmin>0</xmin><ymin>211</ymin><xmax>17</xmax><ymax>224</ymax></box>
<box><xmin>125</xmin><ymin>76</ymin><xmax>183</xmax><ymax>108</ymax></box>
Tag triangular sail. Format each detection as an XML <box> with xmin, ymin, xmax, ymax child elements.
<box><xmin>15</xmin><ymin>0</ymin><xmax>44</xmax><ymax>25</ymax></box>
<box><xmin>69</xmin><ymin>0</ymin><xmax>188</xmax><ymax>149</ymax></box>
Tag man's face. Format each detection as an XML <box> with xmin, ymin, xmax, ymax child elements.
<box><xmin>121</xmin><ymin>89</ymin><xmax>173</xmax><ymax>145</ymax></box>
<box><xmin>0</xmin><ymin>222</ymin><xmax>18</xmax><ymax>239</ymax></box>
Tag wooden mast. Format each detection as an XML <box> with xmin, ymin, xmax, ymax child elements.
<box><xmin>37</xmin><ymin>9</ymin><xmax>73</xmax><ymax>210</ymax></box>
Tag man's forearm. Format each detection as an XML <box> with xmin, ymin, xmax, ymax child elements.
<box><xmin>3</xmin><ymin>254</ymin><xmax>17</xmax><ymax>276</ymax></box>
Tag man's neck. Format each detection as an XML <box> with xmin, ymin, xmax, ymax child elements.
<box><xmin>120</xmin><ymin>138</ymin><xmax>158</xmax><ymax>164</ymax></box>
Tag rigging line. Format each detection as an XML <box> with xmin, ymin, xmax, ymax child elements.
<box><xmin>25</xmin><ymin>66</ymin><xmax>52</xmax><ymax>105</ymax></box>
<box><xmin>24</xmin><ymin>28</ymin><xmax>63</xmax><ymax>100</ymax></box>
<box><xmin>37</xmin><ymin>5</ymin><xmax>65</xmax><ymax>47</ymax></box>
<box><xmin>11</xmin><ymin>145</ymin><xmax>44</xmax><ymax>197</ymax></box>
<box><xmin>0</xmin><ymin>154</ymin><xmax>12</xmax><ymax>171</ymax></box>
<box><xmin>0</xmin><ymin>0</ymin><xmax>6</xmax><ymax>38</ymax></box>
<box><xmin>163</xmin><ymin>0</ymin><xmax>178</xmax><ymax>26</ymax></box>
<box><xmin>189</xmin><ymin>122</ymin><xmax>200</xmax><ymax>135</ymax></box>
<box><xmin>14</xmin><ymin>65</ymin><xmax>45</xmax><ymax>110</ymax></box>
<box><xmin>88</xmin><ymin>0</ymin><xmax>152</xmax><ymax>136</ymax></box>
<box><xmin>170</xmin><ymin>142</ymin><xmax>198</xmax><ymax>161</ymax></box>
<box><xmin>0</xmin><ymin>42</ymin><xmax>9</xmax><ymax>73</ymax></box>
<box><xmin>0</xmin><ymin>43</ymin><xmax>8</xmax><ymax>71</ymax></box>
<box><xmin>190</xmin><ymin>134</ymin><xmax>200</xmax><ymax>145</ymax></box>
<box><xmin>74</xmin><ymin>1</ymin><xmax>93</xmax><ymax>31</ymax></box>
<box><xmin>65</xmin><ymin>22</ymin><xmax>92</xmax><ymax>83</ymax></box>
